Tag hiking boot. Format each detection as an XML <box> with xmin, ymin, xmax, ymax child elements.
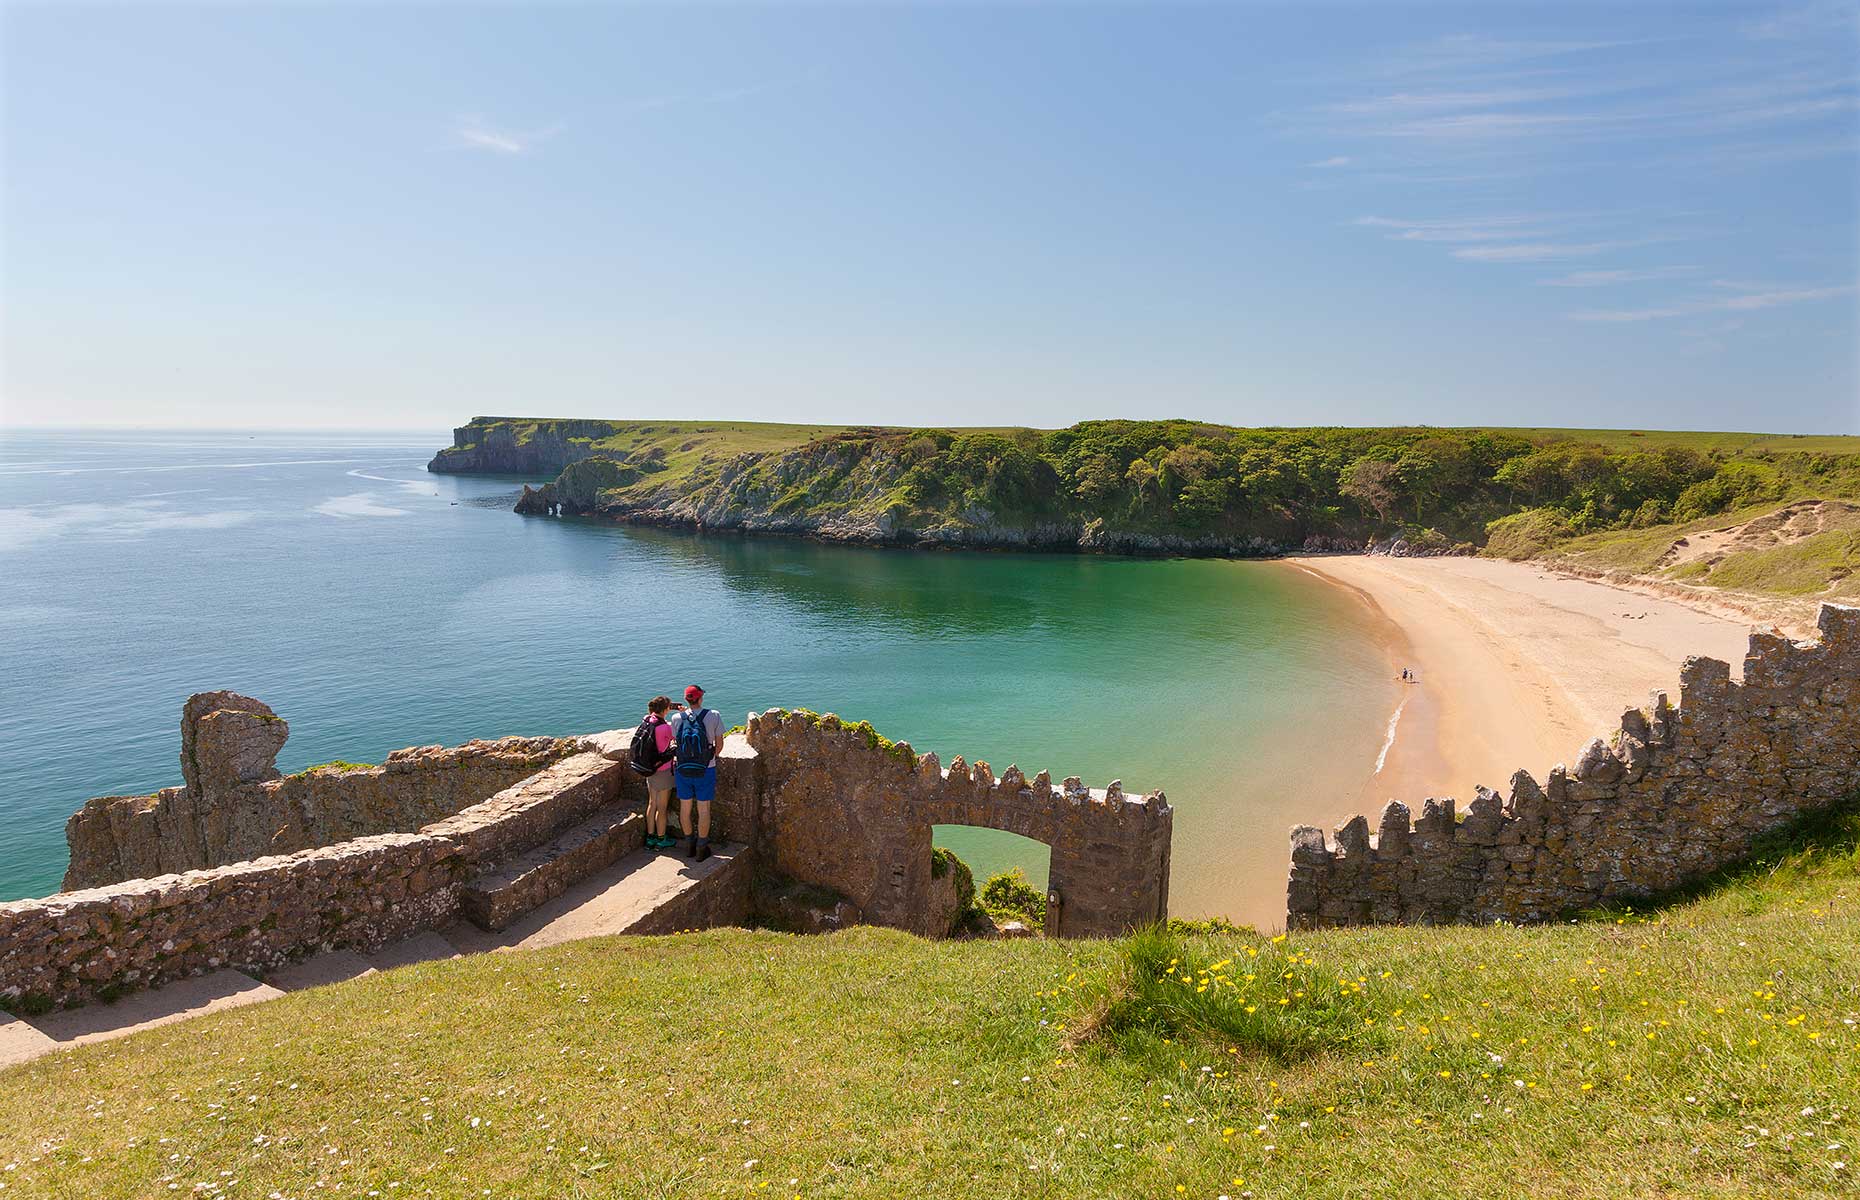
<box><xmin>685</xmin><ymin>836</ymin><xmax>698</xmax><ymax>858</ymax></box>
<box><xmin>695</xmin><ymin>840</ymin><xmax>712</xmax><ymax>863</ymax></box>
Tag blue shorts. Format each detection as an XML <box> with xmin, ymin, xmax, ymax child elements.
<box><xmin>674</xmin><ymin>765</ymin><xmax>716</xmax><ymax>802</ymax></box>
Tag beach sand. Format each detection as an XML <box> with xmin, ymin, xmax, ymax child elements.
<box><xmin>1288</xmin><ymin>555</ymin><xmax>1763</xmax><ymax>823</ymax></box>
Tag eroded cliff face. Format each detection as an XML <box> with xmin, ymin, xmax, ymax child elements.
<box><xmin>514</xmin><ymin>438</ymin><xmax>1366</xmax><ymax>556</ymax></box>
<box><xmin>427</xmin><ymin>417</ymin><xmax>620</xmax><ymax>476</ymax></box>
<box><xmin>63</xmin><ymin>695</ymin><xmax>582</xmax><ymax>890</ymax></box>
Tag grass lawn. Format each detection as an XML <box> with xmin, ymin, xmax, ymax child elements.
<box><xmin>7</xmin><ymin>817</ymin><xmax>1854</xmax><ymax>1199</ymax></box>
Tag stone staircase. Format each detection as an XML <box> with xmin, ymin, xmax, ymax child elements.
<box><xmin>1</xmin><ymin>836</ymin><xmax>752</xmax><ymax>1070</ymax></box>
<box><xmin>462</xmin><ymin>805</ymin><xmax>645</xmax><ymax>931</ymax></box>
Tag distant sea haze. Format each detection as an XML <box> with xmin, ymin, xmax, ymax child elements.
<box><xmin>0</xmin><ymin>430</ymin><xmax>1400</xmax><ymax>926</ymax></box>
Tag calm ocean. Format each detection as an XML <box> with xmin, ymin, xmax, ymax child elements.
<box><xmin>0</xmin><ymin>430</ymin><xmax>1398</xmax><ymax>926</ymax></box>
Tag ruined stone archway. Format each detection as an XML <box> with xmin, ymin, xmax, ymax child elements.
<box><xmin>742</xmin><ymin>711</ymin><xmax>1172</xmax><ymax>938</ymax></box>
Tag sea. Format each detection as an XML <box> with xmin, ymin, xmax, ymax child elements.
<box><xmin>0</xmin><ymin>429</ymin><xmax>1401</xmax><ymax>927</ymax></box>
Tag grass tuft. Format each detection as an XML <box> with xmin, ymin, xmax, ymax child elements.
<box><xmin>1082</xmin><ymin>925</ymin><xmax>1387</xmax><ymax>1065</ymax></box>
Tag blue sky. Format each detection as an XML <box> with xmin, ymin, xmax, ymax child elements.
<box><xmin>3</xmin><ymin>2</ymin><xmax>1855</xmax><ymax>433</ymax></box>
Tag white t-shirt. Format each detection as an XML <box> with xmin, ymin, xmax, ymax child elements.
<box><xmin>666</xmin><ymin>707</ymin><xmax>724</xmax><ymax>767</ymax></box>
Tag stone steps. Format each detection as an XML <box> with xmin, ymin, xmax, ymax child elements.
<box><xmin>447</xmin><ymin>841</ymin><xmax>752</xmax><ymax>952</ymax></box>
<box><xmin>1</xmin><ymin>841</ymin><xmax>753</xmax><ymax>1073</ymax></box>
<box><xmin>461</xmin><ymin>805</ymin><xmax>644</xmax><ymax>931</ymax></box>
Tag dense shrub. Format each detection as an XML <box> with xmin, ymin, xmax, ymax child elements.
<box><xmin>979</xmin><ymin>867</ymin><xmax>1047</xmax><ymax>927</ymax></box>
<box><xmin>1485</xmin><ymin>508</ymin><xmax>1578</xmax><ymax>560</ymax></box>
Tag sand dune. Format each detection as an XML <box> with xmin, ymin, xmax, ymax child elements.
<box><xmin>1291</xmin><ymin>555</ymin><xmax>1761</xmax><ymax>817</ymax></box>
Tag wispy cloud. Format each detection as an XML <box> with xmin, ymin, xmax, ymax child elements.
<box><xmin>1382</xmin><ymin>33</ymin><xmax>1648</xmax><ymax>76</ymax></box>
<box><xmin>1740</xmin><ymin>2</ymin><xmax>1859</xmax><ymax>42</ymax></box>
<box><xmin>1570</xmin><ymin>283</ymin><xmax>1855</xmax><ymax>322</ymax></box>
<box><xmin>1539</xmin><ymin>267</ymin><xmax>1701</xmax><ymax>287</ymax></box>
<box><xmin>1302</xmin><ymin>17</ymin><xmax>1854</xmax><ymax>342</ymax></box>
<box><xmin>455</xmin><ymin>119</ymin><xmax>559</xmax><ymax>155</ymax></box>
<box><xmin>1355</xmin><ymin>214</ymin><xmax>1552</xmax><ymax>243</ymax></box>
<box><xmin>1453</xmin><ymin>240</ymin><xmax>1643</xmax><ymax>262</ymax></box>
<box><xmin>1308</xmin><ymin>155</ymin><xmax>1352</xmax><ymax>168</ymax></box>
<box><xmin>451</xmin><ymin>81</ymin><xmax>784</xmax><ymax>155</ymax></box>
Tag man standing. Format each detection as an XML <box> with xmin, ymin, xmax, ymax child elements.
<box><xmin>667</xmin><ymin>684</ymin><xmax>724</xmax><ymax>861</ymax></box>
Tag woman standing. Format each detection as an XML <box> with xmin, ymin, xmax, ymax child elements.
<box><xmin>642</xmin><ymin>695</ymin><xmax>678</xmax><ymax>848</ymax></box>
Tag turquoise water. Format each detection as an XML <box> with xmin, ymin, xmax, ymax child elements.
<box><xmin>0</xmin><ymin>431</ymin><xmax>1398</xmax><ymax>926</ymax></box>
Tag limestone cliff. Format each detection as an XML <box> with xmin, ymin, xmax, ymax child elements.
<box><xmin>428</xmin><ymin>417</ymin><xmax>621</xmax><ymax>476</ymax></box>
<box><xmin>508</xmin><ymin>431</ymin><xmax>1364</xmax><ymax>556</ymax></box>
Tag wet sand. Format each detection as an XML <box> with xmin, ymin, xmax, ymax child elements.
<box><xmin>1288</xmin><ymin>556</ymin><xmax>1761</xmax><ymax>819</ymax></box>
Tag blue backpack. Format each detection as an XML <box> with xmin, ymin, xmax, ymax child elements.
<box><xmin>675</xmin><ymin>708</ymin><xmax>713</xmax><ymax>776</ymax></box>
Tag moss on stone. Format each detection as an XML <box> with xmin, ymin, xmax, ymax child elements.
<box><xmin>932</xmin><ymin>846</ymin><xmax>977</xmax><ymax>937</ymax></box>
<box><xmin>763</xmin><ymin>709</ymin><xmax>915</xmax><ymax>769</ymax></box>
<box><xmin>291</xmin><ymin>761</ymin><xmax>375</xmax><ymax>778</ymax></box>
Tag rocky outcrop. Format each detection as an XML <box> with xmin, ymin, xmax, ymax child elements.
<box><xmin>63</xmin><ymin>696</ymin><xmax>581</xmax><ymax>890</ymax></box>
<box><xmin>427</xmin><ymin>417</ymin><xmax>620</xmax><ymax>476</ymax></box>
<box><xmin>180</xmin><ymin>691</ymin><xmax>288</xmax><ymax>793</ymax></box>
<box><xmin>1288</xmin><ymin>602</ymin><xmax>1860</xmax><ymax>927</ymax></box>
<box><xmin>1362</xmin><ymin>535</ymin><xmax>1475</xmax><ymax>558</ymax></box>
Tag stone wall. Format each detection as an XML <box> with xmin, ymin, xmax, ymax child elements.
<box><xmin>64</xmin><ymin>693</ymin><xmax>579</xmax><ymax>890</ymax></box>
<box><xmin>741</xmin><ymin>712</ymin><xmax>1173</xmax><ymax>937</ymax></box>
<box><xmin>12</xmin><ymin>695</ymin><xmax>1173</xmax><ymax>1009</ymax></box>
<box><xmin>1287</xmin><ymin>602</ymin><xmax>1860</xmax><ymax>928</ymax></box>
<box><xmin>4</xmin><ymin>752</ymin><xmax>623</xmax><ymax>1010</ymax></box>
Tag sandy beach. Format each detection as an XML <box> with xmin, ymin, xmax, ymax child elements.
<box><xmin>1288</xmin><ymin>555</ymin><xmax>1763</xmax><ymax>819</ymax></box>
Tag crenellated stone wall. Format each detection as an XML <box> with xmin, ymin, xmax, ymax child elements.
<box><xmin>1287</xmin><ymin>602</ymin><xmax>1860</xmax><ymax>928</ymax></box>
<box><xmin>7</xmin><ymin>695</ymin><xmax>1173</xmax><ymax>1010</ymax></box>
<box><xmin>63</xmin><ymin>693</ymin><xmax>579</xmax><ymax>890</ymax></box>
<box><xmin>4</xmin><ymin>752</ymin><xmax>623</xmax><ymax>1009</ymax></box>
<box><xmin>743</xmin><ymin>711</ymin><xmax>1173</xmax><ymax>937</ymax></box>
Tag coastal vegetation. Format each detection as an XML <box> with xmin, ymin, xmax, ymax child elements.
<box><xmin>1541</xmin><ymin>498</ymin><xmax>1860</xmax><ymax>602</ymax></box>
<box><xmin>433</xmin><ymin>418</ymin><xmax>1860</xmax><ymax>598</ymax></box>
<box><xmin>7</xmin><ymin>800</ymin><xmax>1852</xmax><ymax>1198</ymax></box>
<box><xmin>979</xmin><ymin>865</ymin><xmax>1048</xmax><ymax>928</ymax></box>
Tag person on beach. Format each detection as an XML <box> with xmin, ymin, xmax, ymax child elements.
<box><xmin>637</xmin><ymin>695</ymin><xmax>677</xmax><ymax>849</ymax></box>
<box><xmin>667</xmin><ymin>684</ymin><xmax>724</xmax><ymax>861</ymax></box>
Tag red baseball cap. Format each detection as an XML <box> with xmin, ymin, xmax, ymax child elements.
<box><xmin>684</xmin><ymin>685</ymin><xmax>705</xmax><ymax>703</ymax></box>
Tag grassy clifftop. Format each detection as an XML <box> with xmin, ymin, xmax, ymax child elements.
<box><xmin>4</xmin><ymin>806</ymin><xmax>1854</xmax><ymax>1198</ymax></box>
<box><xmin>433</xmin><ymin>417</ymin><xmax>1860</xmax><ymax>591</ymax></box>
